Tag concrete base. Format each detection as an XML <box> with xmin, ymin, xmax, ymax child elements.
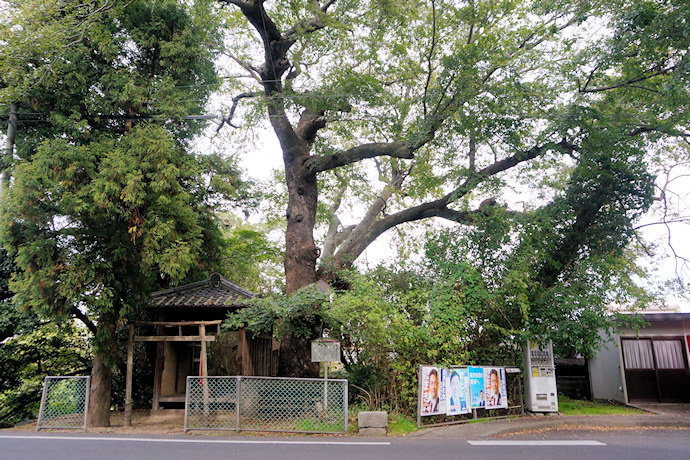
<box><xmin>359</xmin><ymin>427</ymin><xmax>387</xmax><ymax>437</ymax></box>
<box><xmin>358</xmin><ymin>410</ymin><xmax>388</xmax><ymax>436</ymax></box>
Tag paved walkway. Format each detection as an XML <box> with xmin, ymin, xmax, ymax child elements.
<box><xmin>409</xmin><ymin>404</ymin><xmax>690</xmax><ymax>439</ymax></box>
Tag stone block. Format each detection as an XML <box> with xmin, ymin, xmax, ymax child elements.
<box><xmin>358</xmin><ymin>411</ymin><xmax>388</xmax><ymax>428</ymax></box>
<box><xmin>359</xmin><ymin>427</ymin><xmax>387</xmax><ymax>437</ymax></box>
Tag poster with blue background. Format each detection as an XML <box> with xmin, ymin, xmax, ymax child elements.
<box><xmin>468</xmin><ymin>366</ymin><xmax>485</xmax><ymax>408</ymax></box>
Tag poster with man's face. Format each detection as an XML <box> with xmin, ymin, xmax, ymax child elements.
<box><xmin>420</xmin><ymin>366</ymin><xmax>445</xmax><ymax>416</ymax></box>
<box><xmin>484</xmin><ymin>367</ymin><xmax>507</xmax><ymax>409</ymax></box>
<box><xmin>445</xmin><ymin>368</ymin><xmax>471</xmax><ymax>415</ymax></box>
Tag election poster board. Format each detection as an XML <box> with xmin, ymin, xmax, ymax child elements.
<box><xmin>420</xmin><ymin>366</ymin><xmax>445</xmax><ymax>416</ymax></box>
<box><xmin>419</xmin><ymin>365</ymin><xmax>508</xmax><ymax>417</ymax></box>
<box><xmin>445</xmin><ymin>368</ymin><xmax>471</xmax><ymax>415</ymax></box>
<box><xmin>468</xmin><ymin>366</ymin><xmax>486</xmax><ymax>408</ymax></box>
<box><xmin>483</xmin><ymin>367</ymin><xmax>508</xmax><ymax>409</ymax></box>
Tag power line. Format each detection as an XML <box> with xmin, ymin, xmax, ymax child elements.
<box><xmin>1</xmin><ymin>114</ymin><xmax>223</xmax><ymax>123</ymax></box>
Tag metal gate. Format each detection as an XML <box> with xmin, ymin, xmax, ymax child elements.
<box><xmin>36</xmin><ymin>376</ymin><xmax>90</xmax><ymax>431</ymax></box>
<box><xmin>622</xmin><ymin>338</ymin><xmax>690</xmax><ymax>403</ymax></box>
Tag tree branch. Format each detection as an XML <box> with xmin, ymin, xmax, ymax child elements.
<box><xmin>579</xmin><ymin>66</ymin><xmax>677</xmax><ymax>93</ymax></box>
<box><xmin>221</xmin><ymin>49</ymin><xmax>262</xmax><ymax>83</ymax></box>
<box><xmin>218</xmin><ymin>91</ymin><xmax>259</xmax><ymax>131</ymax></box>
<box><xmin>221</xmin><ymin>0</ymin><xmax>340</xmax><ymax>159</ymax></box>
<box><xmin>284</xmin><ymin>0</ymin><xmax>336</xmax><ymax>38</ymax></box>
<box><xmin>305</xmin><ymin>141</ymin><xmax>414</xmax><ymax>173</ymax></box>
<box><xmin>70</xmin><ymin>306</ymin><xmax>98</xmax><ymax>335</ymax></box>
<box><xmin>327</xmin><ymin>141</ymin><xmax>574</xmax><ymax>267</ymax></box>
<box><xmin>221</xmin><ymin>0</ymin><xmax>283</xmax><ymax>47</ymax></box>
<box><xmin>423</xmin><ymin>0</ymin><xmax>438</xmax><ymax>117</ymax></box>
<box><xmin>295</xmin><ymin>108</ymin><xmax>326</xmax><ymax>143</ymax></box>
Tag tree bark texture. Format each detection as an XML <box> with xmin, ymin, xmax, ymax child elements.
<box><xmin>88</xmin><ymin>354</ymin><xmax>112</xmax><ymax>428</ymax></box>
<box><xmin>279</xmin><ymin>139</ymin><xmax>321</xmax><ymax>377</ymax></box>
<box><xmin>283</xmin><ymin>152</ymin><xmax>319</xmax><ymax>293</ymax></box>
<box><xmin>277</xmin><ymin>334</ymin><xmax>319</xmax><ymax>378</ymax></box>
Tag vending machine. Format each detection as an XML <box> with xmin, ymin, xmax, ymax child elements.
<box><xmin>523</xmin><ymin>340</ymin><xmax>558</xmax><ymax>412</ymax></box>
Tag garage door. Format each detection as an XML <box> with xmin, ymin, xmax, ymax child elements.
<box><xmin>622</xmin><ymin>338</ymin><xmax>690</xmax><ymax>403</ymax></box>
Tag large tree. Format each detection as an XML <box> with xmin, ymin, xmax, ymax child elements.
<box><xmin>0</xmin><ymin>0</ymin><xmax>231</xmax><ymax>426</ymax></box>
<box><xmin>215</xmin><ymin>0</ymin><xmax>689</xmax><ymax>376</ymax></box>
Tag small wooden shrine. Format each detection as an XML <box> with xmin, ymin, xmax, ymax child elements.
<box><xmin>123</xmin><ymin>274</ymin><xmax>277</xmax><ymax>424</ymax></box>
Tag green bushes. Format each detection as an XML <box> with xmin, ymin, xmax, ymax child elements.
<box><xmin>0</xmin><ymin>321</ymin><xmax>91</xmax><ymax>425</ymax></box>
<box><xmin>326</xmin><ymin>267</ymin><xmax>521</xmax><ymax>417</ymax></box>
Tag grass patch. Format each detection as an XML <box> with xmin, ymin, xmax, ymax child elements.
<box><xmin>558</xmin><ymin>395</ymin><xmax>645</xmax><ymax>416</ymax></box>
<box><xmin>387</xmin><ymin>413</ymin><xmax>418</xmax><ymax>435</ymax></box>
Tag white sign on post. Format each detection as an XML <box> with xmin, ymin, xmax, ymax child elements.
<box><xmin>311</xmin><ymin>338</ymin><xmax>340</xmax><ymax>363</ymax></box>
<box><xmin>311</xmin><ymin>338</ymin><xmax>340</xmax><ymax>410</ymax></box>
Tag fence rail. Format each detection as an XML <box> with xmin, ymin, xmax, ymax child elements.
<box><xmin>36</xmin><ymin>376</ymin><xmax>90</xmax><ymax>431</ymax></box>
<box><xmin>184</xmin><ymin>376</ymin><xmax>348</xmax><ymax>434</ymax></box>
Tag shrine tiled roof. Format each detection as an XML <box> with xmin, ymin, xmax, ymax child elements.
<box><xmin>149</xmin><ymin>273</ymin><xmax>255</xmax><ymax>308</ymax></box>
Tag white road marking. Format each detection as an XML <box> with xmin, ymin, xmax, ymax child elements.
<box><xmin>468</xmin><ymin>440</ymin><xmax>605</xmax><ymax>446</ymax></box>
<box><xmin>0</xmin><ymin>435</ymin><xmax>390</xmax><ymax>446</ymax></box>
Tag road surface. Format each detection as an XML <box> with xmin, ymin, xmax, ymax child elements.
<box><xmin>0</xmin><ymin>428</ymin><xmax>688</xmax><ymax>460</ymax></box>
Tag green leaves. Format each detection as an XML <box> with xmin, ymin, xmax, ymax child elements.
<box><xmin>0</xmin><ymin>318</ymin><xmax>91</xmax><ymax>425</ymax></box>
<box><xmin>224</xmin><ymin>284</ymin><xmax>329</xmax><ymax>339</ymax></box>
<box><xmin>1</xmin><ymin>0</ymin><xmax>222</xmax><ymax>147</ymax></box>
<box><xmin>218</xmin><ymin>217</ymin><xmax>283</xmax><ymax>293</ymax></box>
<box><xmin>0</xmin><ymin>0</ymin><xmax>231</xmax><ymax>328</ymax></box>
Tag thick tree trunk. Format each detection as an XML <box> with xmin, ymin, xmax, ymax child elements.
<box><xmin>243</xmin><ymin>0</ymin><xmax>332</xmax><ymax>377</ymax></box>
<box><xmin>278</xmin><ymin>133</ymin><xmax>321</xmax><ymax>378</ymax></box>
<box><xmin>283</xmin><ymin>151</ymin><xmax>319</xmax><ymax>293</ymax></box>
<box><xmin>278</xmin><ymin>335</ymin><xmax>320</xmax><ymax>378</ymax></box>
<box><xmin>88</xmin><ymin>354</ymin><xmax>112</xmax><ymax>427</ymax></box>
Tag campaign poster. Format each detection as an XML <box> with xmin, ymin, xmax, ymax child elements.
<box><xmin>484</xmin><ymin>367</ymin><xmax>508</xmax><ymax>409</ymax></box>
<box><xmin>468</xmin><ymin>366</ymin><xmax>485</xmax><ymax>408</ymax></box>
<box><xmin>420</xmin><ymin>366</ymin><xmax>445</xmax><ymax>416</ymax></box>
<box><xmin>445</xmin><ymin>368</ymin><xmax>471</xmax><ymax>415</ymax></box>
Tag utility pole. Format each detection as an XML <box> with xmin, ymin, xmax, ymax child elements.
<box><xmin>0</xmin><ymin>102</ymin><xmax>19</xmax><ymax>202</ymax></box>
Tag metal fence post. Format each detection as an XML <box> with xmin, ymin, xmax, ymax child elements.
<box><xmin>323</xmin><ymin>364</ymin><xmax>328</xmax><ymax>410</ymax></box>
<box><xmin>184</xmin><ymin>376</ymin><xmax>190</xmax><ymax>433</ymax></box>
<box><xmin>518</xmin><ymin>373</ymin><xmax>525</xmax><ymax>415</ymax></box>
<box><xmin>236</xmin><ymin>376</ymin><xmax>242</xmax><ymax>434</ymax></box>
<box><xmin>343</xmin><ymin>380</ymin><xmax>348</xmax><ymax>434</ymax></box>
<box><xmin>416</xmin><ymin>365</ymin><xmax>423</xmax><ymax>428</ymax></box>
<box><xmin>83</xmin><ymin>377</ymin><xmax>91</xmax><ymax>431</ymax></box>
<box><xmin>36</xmin><ymin>377</ymin><xmax>49</xmax><ymax>432</ymax></box>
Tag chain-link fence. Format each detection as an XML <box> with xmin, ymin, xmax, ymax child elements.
<box><xmin>36</xmin><ymin>376</ymin><xmax>90</xmax><ymax>431</ymax></box>
<box><xmin>184</xmin><ymin>376</ymin><xmax>348</xmax><ymax>434</ymax></box>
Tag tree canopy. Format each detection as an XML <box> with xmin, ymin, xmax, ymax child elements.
<box><xmin>215</xmin><ymin>0</ymin><xmax>689</xmax><ymax>375</ymax></box>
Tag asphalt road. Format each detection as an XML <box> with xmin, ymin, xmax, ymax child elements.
<box><xmin>1</xmin><ymin>429</ymin><xmax>689</xmax><ymax>460</ymax></box>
